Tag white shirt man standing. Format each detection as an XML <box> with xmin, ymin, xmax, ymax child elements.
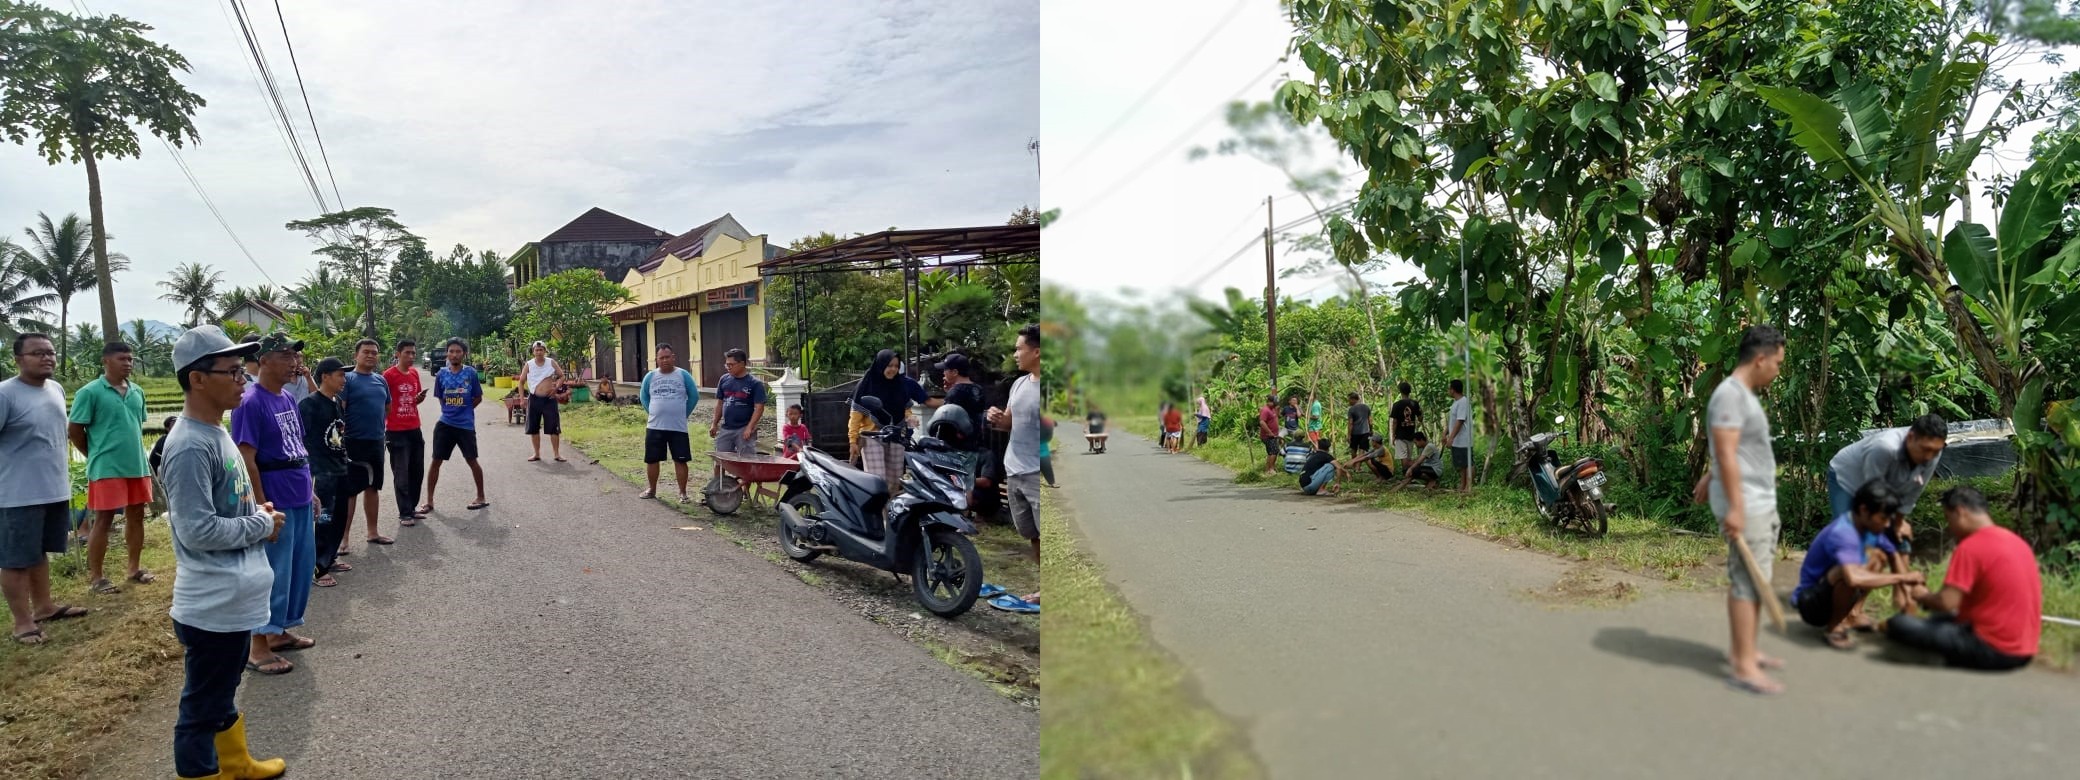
<box><xmin>1695</xmin><ymin>324</ymin><xmax>1789</xmax><ymax>695</ymax></box>
<box><xmin>988</xmin><ymin>324</ymin><xmax>1044</xmax><ymax>611</ymax></box>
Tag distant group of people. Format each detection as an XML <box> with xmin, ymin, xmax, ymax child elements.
<box><xmin>1242</xmin><ymin>379</ymin><xmax>1475</xmax><ymax>497</ymax></box>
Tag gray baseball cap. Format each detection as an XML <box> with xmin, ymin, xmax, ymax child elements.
<box><xmin>173</xmin><ymin>325</ymin><xmax>261</xmax><ymax>370</ymax></box>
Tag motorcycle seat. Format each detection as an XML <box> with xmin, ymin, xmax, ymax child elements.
<box><xmin>1554</xmin><ymin>458</ymin><xmax>1598</xmax><ymax>483</ymax></box>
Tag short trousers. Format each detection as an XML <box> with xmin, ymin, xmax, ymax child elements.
<box><xmin>1392</xmin><ymin>439</ymin><xmax>1416</xmax><ymax>461</ymax></box>
<box><xmin>714</xmin><ymin>425</ymin><xmax>756</xmax><ymax>455</ymax></box>
<box><xmin>1721</xmin><ymin>510</ymin><xmax>1780</xmax><ymax>603</ymax></box>
<box><xmin>88</xmin><ymin>476</ymin><xmax>154</xmax><ymax>511</ymax></box>
<box><xmin>1409</xmin><ymin>465</ymin><xmax>1440</xmax><ymax>482</ymax></box>
<box><xmin>432</xmin><ymin>421</ymin><xmax>479</xmax><ymax>462</ymax></box>
<box><xmin>525</xmin><ymin>394</ymin><xmax>562</xmax><ymax>435</ymax></box>
<box><xmin>1795</xmin><ymin>579</ymin><xmax>1839</xmax><ymax>628</ymax></box>
<box><xmin>1452</xmin><ymin>446</ymin><xmax>1472</xmax><ymax>470</ymax></box>
<box><xmin>345</xmin><ymin>438</ymin><xmax>385</xmax><ymax>491</ymax></box>
<box><xmin>0</xmin><ymin>501</ymin><xmax>70</xmax><ymax>569</ymax></box>
<box><xmin>1007</xmin><ymin>472</ymin><xmax>1040</xmax><ymax>541</ymax></box>
<box><xmin>645</xmin><ymin>428</ymin><xmax>692</xmax><ymax>463</ymax></box>
<box><xmin>1261</xmin><ymin>436</ymin><xmax>1282</xmax><ymax>457</ymax></box>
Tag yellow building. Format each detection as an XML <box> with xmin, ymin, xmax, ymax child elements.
<box><xmin>607</xmin><ymin>214</ymin><xmax>782</xmax><ymax>388</ymax></box>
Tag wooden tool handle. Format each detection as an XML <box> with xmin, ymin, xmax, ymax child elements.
<box><xmin>1732</xmin><ymin>534</ymin><xmax>1786</xmax><ymax>632</ymax></box>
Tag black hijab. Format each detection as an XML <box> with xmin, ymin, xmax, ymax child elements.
<box><xmin>852</xmin><ymin>349</ymin><xmax>910</xmax><ymax>424</ymax></box>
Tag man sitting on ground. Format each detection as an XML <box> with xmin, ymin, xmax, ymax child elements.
<box><xmin>1882</xmin><ymin>486</ymin><xmax>2042</xmax><ymax>671</ymax></box>
<box><xmin>1391</xmin><ymin>431</ymin><xmax>1445</xmax><ymax>490</ymax></box>
<box><xmin>1353</xmin><ymin>433</ymin><xmax>1396</xmax><ymax>481</ymax></box>
<box><xmin>1298</xmin><ymin>437</ymin><xmax>1342</xmax><ymax>496</ymax></box>
<box><xmin>1792</xmin><ymin>482</ymin><xmax>1926</xmax><ymax>650</ymax></box>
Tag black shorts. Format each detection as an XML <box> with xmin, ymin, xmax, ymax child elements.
<box><xmin>1348</xmin><ymin>435</ymin><xmax>1374</xmax><ymax>456</ymax></box>
<box><xmin>1261</xmin><ymin>436</ymin><xmax>1282</xmax><ymax>457</ymax></box>
<box><xmin>1409</xmin><ymin>465</ymin><xmax>1441</xmax><ymax>482</ymax></box>
<box><xmin>1796</xmin><ymin>581</ymin><xmax>1838</xmax><ymax>628</ymax></box>
<box><xmin>645</xmin><ymin>428</ymin><xmax>692</xmax><ymax>463</ymax></box>
<box><xmin>345</xmin><ymin>438</ymin><xmax>385</xmax><ymax>491</ymax></box>
<box><xmin>525</xmin><ymin>394</ymin><xmax>562</xmax><ymax>435</ymax></box>
<box><xmin>432</xmin><ymin>421</ymin><xmax>479</xmax><ymax>462</ymax></box>
<box><xmin>1451</xmin><ymin>446</ymin><xmax>1472</xmax><ymax>470</ymax></box>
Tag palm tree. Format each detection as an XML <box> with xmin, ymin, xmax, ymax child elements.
<box><xmin>20</xmin><ymin>212</ymin><xmax>129</xmax><ymax>374</ymax></box>
<box><xmin>0</xmin><ymin>237</ymin><xmax>58</xmax><ymax>340</ymax></box>
<box><xmin>158</xmin><ymin>262</ymin><xmax>223</xmax><ymax>327</ymax></box>
<box><xmin>125</xmin><ymin>318</ymin><xmax>170</xmax><ymax>375</ymax></box>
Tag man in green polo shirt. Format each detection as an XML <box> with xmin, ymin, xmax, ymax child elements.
<box><xmin>67</xmin><ymin>341</ymin><xmax>154</xmax><ymax>595</ymax></box>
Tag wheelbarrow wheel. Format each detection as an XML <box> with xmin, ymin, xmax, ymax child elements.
<box><xmin>703</xmin><ymin>474</ymin><xmax>743</xmax><ymax>515</ymax></box>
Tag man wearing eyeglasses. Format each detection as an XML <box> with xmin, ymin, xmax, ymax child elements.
<box><xmin>2</xmin><ymin>333</ymin><xmax>86</xmax><ymax>645</ymax></box>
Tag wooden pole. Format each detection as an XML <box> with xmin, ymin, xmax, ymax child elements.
<box><xmin>1732</xmin><ymin>535</ymin><xmax>1786</xmax><ymax>632</ymax></box>
<box><xmin>1265</xmin><ymin>195</ymin><xmax>1278</xmax><ymax>396</ymax></box>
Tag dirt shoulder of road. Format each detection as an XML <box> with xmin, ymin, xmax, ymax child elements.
<box><xmin>1168</xmin><ymin>428</ymin><xmax>2079</xmax><ymax>671</ymax></box>
<box><xmin>1041</xmin><ymin>487</ymin><xmax>1263</xmax><ymax>780</ymax></box>
<box><xmin>558</xmin><ymin>403</ymin><xmax>1039</xmax><ymax>706</ymax></box>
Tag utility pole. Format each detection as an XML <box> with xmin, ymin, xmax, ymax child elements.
<box><xmin>1264</xmin><ymin>195</ymin><xmax>1278</xmax><ymax>396</ymax></box>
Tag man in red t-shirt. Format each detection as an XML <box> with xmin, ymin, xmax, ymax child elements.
<box><xmin>1257</xmin><ymin>394</ymin><xmax>1281</xmax><ymax>474</ymax></box>
<box><xmin>382</xmin><ymin>341</ymin><xmax>430</xmax><ymax>528</ymax></box>
<box><xmin>1883</xmin><ymin>486</ymin><xmax>2041</xmax><ymax>670</ymax></box>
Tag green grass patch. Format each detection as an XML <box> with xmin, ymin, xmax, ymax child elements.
<box><xmin>1041</xmin><ymin>490</ymin><xmax>1263</xmax><ymax>779</ymax></box>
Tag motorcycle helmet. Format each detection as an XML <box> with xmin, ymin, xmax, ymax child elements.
<box><xmin>926</xmin><ymin>403</ymin><xmax>975</xmax><ymax>449</ymax></box>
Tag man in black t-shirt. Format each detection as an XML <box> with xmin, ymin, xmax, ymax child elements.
<box><xmin>1346</xmin><ymin>392</ymin><xmax>1373</xmax><ymax>458</ymax></box>
<box><xmin>1388</xmin><ymin>381</ymin><xmax>1423</xmax><ymax>469</ymax></box>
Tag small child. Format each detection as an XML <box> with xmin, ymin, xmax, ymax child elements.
<box><xmin>780</xmin><ymin>404</ymin><xmax>811</xmax><ymax>459</ymax></box>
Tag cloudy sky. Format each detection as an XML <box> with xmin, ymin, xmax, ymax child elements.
<box><xmin>3</xmin><ymin>0</ymin><xmax>1039</xmax><ymax>327</ymax></box>
<box><xmin>1043</xmin><ymin>0</ymin><xmax>2069</xmax><ymax>309</ymax></box>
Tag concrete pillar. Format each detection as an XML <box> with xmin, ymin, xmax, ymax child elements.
<box><xmin>772</xmin><ymin>366</ymin><xmax>808</xmax><ymax>449</ymax></box>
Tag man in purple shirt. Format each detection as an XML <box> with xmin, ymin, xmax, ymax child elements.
<box><xmin>230</xmin><ymin>332</ymin><xmax>317</xmax><ymax>675</ymax></box>
<box><xmin>1792</xmin><ymin>481</ymin><xmax>1925</xmax><ymax>651</ymax></box>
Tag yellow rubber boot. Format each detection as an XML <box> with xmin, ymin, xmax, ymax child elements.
<box><xmin>211</xmin><ymin>713</ymin><xmax>287</xmax><ymax>779</ymax></box>
<box><xmin>178</xmin><ymin>774</ymin><xmax>227</xmax><ymax>779</ymax></box>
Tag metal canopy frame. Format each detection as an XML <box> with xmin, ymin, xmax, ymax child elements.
<box><xmin>757</xmin><ymin>224</ymin><xmax>1039</xmax><ymax>387</ymax></box>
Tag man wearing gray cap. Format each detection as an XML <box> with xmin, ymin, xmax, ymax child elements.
<box><xmin>160</xmin><ymin>325</ymin><xmax>288</xmax><ymax>779</ymax></box>
<box><xmin>231</xmin><ymin>332</ymin><xmax>317</xmax><ymax>674</ymax></box>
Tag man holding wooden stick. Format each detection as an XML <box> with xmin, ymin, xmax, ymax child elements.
<box><xmin>1694</xmin><ymin>325</ymin><xmax>1788</xmax><ymax>695</ymax></box>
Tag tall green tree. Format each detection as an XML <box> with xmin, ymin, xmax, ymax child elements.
<box><xmin>0</xmin><ymin>3</ymin><xmax>206</xmax><ymax>339</ymax></box>
<box><xmin>412</xmin><ymin>244</ymin><xmax>513</xmax><ymax>342</ymax></box>
<box><xmin>0</xmin><ymin>237</ymin><xmax>57</xmax><ymax>342</ymax></box>
<box><xmin>19</xmin><ymin>212</ymin><xmax>128</xmax><ymax>374</ymax></box>
<box><xmin>158</xmin><ymin>261</ymin><xmax>222</xmax><ymax>328</ymax></box>
<box><xmin>284</xmin><ymin>207</ymin><xmax>420</xmax><ymax>339</ymax></box>
<box><xmin>508</xmin><ymin>270</ymin><xmax>633</xmax><ymax>376</ymax></box>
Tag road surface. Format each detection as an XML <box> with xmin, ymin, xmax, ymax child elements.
<box><xmin>97</xmin><ymin>396</ymin><xmax>1035</xmax><ymax>778</ymax></box>
<box><xmin>1057</xmin><ymin>428</ymin><xmax>2079</xmax><ymax>779</ymax></box>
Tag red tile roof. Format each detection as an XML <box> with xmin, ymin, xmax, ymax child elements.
<box><xmin>542</xmin><ymin>207</ymin><xmax>671</xmax><ymax>243</ymax></box>
<box><xmin>635</xmin><ymin>215</ymin><xmax>728</xmax><ymax>273</ymax></box>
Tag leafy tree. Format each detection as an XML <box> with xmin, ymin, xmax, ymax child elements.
<box><xmin>157</xmin><ymin>261</ymin><xmax>222</xmax><ymax>327</ymax></box>
<box><xmin>0</xmin><ymin>237</ymin><xmax>57</xmax><ymax>343</ymax></box>
<box><xmin>767</xmin><ymin>230</ymin><xmax>906</xmax><ymax>386</ymax></box>
<box><xmin>0</xmin><ymin>3</ymin><xmax>206</xmax><ymax>338</ymax></box>
<box><xmin>284</xmin><ymin>207</ymin><xmax>421</xmax><ymax>339</ymax></box>
<box><xmin>17</xmin><ymin>212</ymin><xmax>127</xmax><ymax>374</ymax></box>
<box><xmin>508</xmin><ymin>270</ymin><xmax>633</xmax><ymax>376</ymax></box>
<box><xmin>412</xmin><ymin>245</ymin><xmax>513</xmax><ymax>342</ymax></box>
<box><xmin>123</xmin><ymin>318</ymin><xmax>170</xmax><ymax>375</ymax></box>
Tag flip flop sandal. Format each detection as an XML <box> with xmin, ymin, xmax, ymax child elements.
<box><xmin>127</xmin><ymin>570</ymin><xmax>156</xmax><ymax>584</ymax></box>
<box><xmin>528</xmin><ymin>456</ymin><xmax>542</xmax><ymax>462</ymax></box>
<box><xmin>978</xmin><ymin>583</ymin><xmax>1008</xmax><ymax>600</ymax></box>
<box><xmin>90</xmin><ymin>578</ymin><xmax>122</xmax><ymax>595</ymax></box>
<box><xmin>330</xmin><ymin>561</ymin><xmax>353</xmax><ymax>572</ymax></box>
<box><xmin>245</xmin><ymin>657</ymin><xmax>295</xmax><ymax>675</ymax></box>
<box><xmin>467</xmin><ymin>501</ymin><xmax>490</xmax><ymax>510</ymax></box>
<box><xmin>270</xmin><ymin>635</ymin><xmax>316</xmax><ymax>652</ymax></box>
<box><xmin>314</xmin><ymin>574</ymin><xmax>338</xmax><ymax>588</ymax></box>
<box><xmin>638</xmin><ymin>489</ymin><xmax>656</xmax><ymax>499</ymax></box>
<box><xmin>366</xmin><ymin>536</ymin><xmax>395</xmax><ymax>545</ymax></box>
<box><xmin>1825</xmin><ymin>629</ymin><xmax>1855</xmax><ymax>651</ymax></box>
<box><xmin>36</xmin><ymin>605</ymin><xmax>88</xmax><ymax>623</ymax></box>
<box><xmin>400</xmin><ymin>517</ymin><xmax>419</xmax><ymax>527</ymax></box>
<box><xmin>554</xmin><ymin>457</ymin><xmax>568</xmax><ymax>462</ymax></box>
<box><xmin>1726</xmin><ymin>675</ymin><xmax>1782</xmax><ymax>696</ymax></box>
<box><xmin>12</xmin><ymin>628</ymin><xmax>47</xmax><ymax>645</ymax></box>
<box><xmin>987</xmin><ymin>594</ymin><xmax>1039</xmax><ymax>614</ymax></box>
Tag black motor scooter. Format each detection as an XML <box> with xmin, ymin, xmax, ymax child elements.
<box><xmin>775</xmin><ymin>402</ymin><xmax>984</xmax><ymax>618</ymax></box>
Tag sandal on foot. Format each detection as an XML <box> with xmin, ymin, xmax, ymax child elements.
<box><xmin>127</xmin><ymin>569</ymin><xmax>156</xmax><ymax>584</ymax></box>
<box><xmin>1825</xmin><ymin>629</ymin><xmax>1855</xmax><ymax>650</ymax></box>
<box><xmin>638</xmin><ymin>489</ymin><xmax>656</xmax><ymax>499</ymax></box>
<box><xmin>676</xmin><ymin>492</ymin><xmax>690</xmax><ymax>503</ymax></box>
<box><xmin>246</xmin><ymin>656</ymin><xmax>294</xmax><ymax>675</ymax></box>
<box><xmin>554</xmin><ymin>456</ymin><xmax>567</xmax><ymax>462</ymax></box>
<box><xmin>527</xmin><ymin>456</ymin><xmax>542</xmax><ymax>462</ymax></box>
<box><xmin>366</xmin><ymin>536</ymin><xmax>395</xmax><ymax>545</ymax></box>
<box><xmin>12</xmin><ymin>628</ymin><xmax>47</xmax><ymax>645</ymax></box>
<box><xmin>90</xmin><ymin>578</ymin><xmax>122</xmax><ymax>595</ymax></box>
<box><xmin>1726</xmin><ymin>675</ymin><xmax>1782</xmax><ymax>696</ymax></box>
<box><xmin>35</xmin><ymin>605</ymin><xmax>88</xmax><ymax>623</ymax></box>
<box><xmin>269</xmin><ymin>634</ymin><xmax>316</xmax><ymax>652</ymax></box>
<box><xmin>400</xmin><ymin>517</ymin><xmax>419</xmax><ymax>527</ymax></box>
<box><xmin>314</xmin><ymin>574</ymin><xmax>338</xmax><ymax>588</ymax></box>
<box><xmin>330</xmin><ymin>561</ymin><xmax>353</xmax><ymax>572</ymax></box>
<box><xmin>467</xmin><ymin>501</ymin><xmax>489</xmax><ymax>510</ymax></box>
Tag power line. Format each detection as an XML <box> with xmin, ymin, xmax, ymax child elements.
<box><xmin>225</xmin><ymin>0</ymin><xmax>330</xmax><ymax>212</ymax></box>
<box><xmin>271</xmin><ymin>0</ymin><xmax>344</xmax><ymax>208</ymax></box>
<box><xmin>1055</xmin><ymin>58</ymin><xmax>1283</xmax><ymax>226</ymax></box>
<box><xmin>1184</xmin><ymin>193</ymin><xmax>1361</xmax><ymax>292</ymax></box>
<box><xmin>157</xmin><ymin>139</ymin><xmax>279</xmax><ymax>288</ymax></box>
<box><xmin>1059</xmin><ymin>0</ymin><xmax>1252</xmax><ymax>175</ymax></box>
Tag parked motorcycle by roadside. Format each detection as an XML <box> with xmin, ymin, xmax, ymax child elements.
<box><xmin>1518</xmin><ymin>416</ymin><xmax>1613</xmax><ymax>536</ymax></box>
<box><xmin>775</xmin><ymin>400</ymin><xmax>985</xmax><ymax>617</ymax></box>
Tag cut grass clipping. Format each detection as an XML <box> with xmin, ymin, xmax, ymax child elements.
<box><xmin>1041</xmin><ymin>489</ymin><xmax>1263</xmax><ymax>780</ymax></box>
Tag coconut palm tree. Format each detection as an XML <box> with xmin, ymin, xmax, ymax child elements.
<box><xmin>158</xmin><ymin>262</ymin><xmax>223</xmax><ymax>327</ymax></box>
<box><xmin>0</xmin><ymin>237</ymin><xmax>58</xmax><ymax>340</ymax></box>
<box><xmin>125</xmin><ymin>318</ymin><xmax>171</xmax><ymax>375</ymax></box>
<box><xmin>20</xmin><ymin>212</ymin><xmax>129</xmax><ymax>374</ymax></box>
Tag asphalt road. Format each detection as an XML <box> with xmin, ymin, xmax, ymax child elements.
<box><xmin>97</xmin><ymin>395</ymin><xmax>1035</xmax><ymax>779</ymax></box>
<box><xmin>1057</xmin><ymin>428</ymin><xmax>2080</xmax><ymax>779</ymax></box>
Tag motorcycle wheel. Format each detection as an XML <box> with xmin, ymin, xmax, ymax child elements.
<box><xmin>1577</xmin><ymin>494</ymin><xmax>1609</xmax><ymax>537</ymax></box>
<box><xmin>777</xmin><ymin>495</ymin><xmax>823</xmax><ymax>562</ymax></box>
<box><xmin>913</xmin><ymin>527</ymin><xmax>983</xmax><ymax>618</ymax></box>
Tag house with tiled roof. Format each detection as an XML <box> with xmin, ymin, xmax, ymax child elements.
<box><xmin>607</xmin><ymin>213</ymin><xmax>783</xmax><ymax>387</ymax></box>
<box><xmin>221</xmin><ymin>298</ymin><xmax>289</xmax><ymax>331</ymax></box>
<box><xmin>508</xmin><ymin>207</ymin><xmax>673</xmax><ymax>289</ymax></box>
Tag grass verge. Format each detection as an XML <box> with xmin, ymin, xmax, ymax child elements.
<box><xmin>1178</xmin><ymin>430</ymin><xmax>2080</xmax><ymax>670</ymax></box>
<box><xmin>1041</xmin><ymin>489</ymin><xmax>1263</xmax><ymax>779</ymax></box>
<box><xmin>0</xmin><ymin>519</ymin><xmax>183</xmax><ymax>780</ymax></box>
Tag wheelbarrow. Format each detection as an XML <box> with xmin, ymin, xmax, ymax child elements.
<box><xmin>503</xmin><ymin>390</ymin><xmax>527</xmax><ymax>425</ymax></box>
<box><xmin>702</xmin><ymin>451</ymin><xmax>799</xmax><ymax>515</ymax></box>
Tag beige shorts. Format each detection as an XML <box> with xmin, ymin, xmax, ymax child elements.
<box><xmin>1721</xmin><ymin>510</ymin><xmax>1781</xmax><ymax>603</ymax></box>
<box><xmin>1392</xmin><ymin>439</ymin><xmax>1416</xmax><ymax>461</ymax></box>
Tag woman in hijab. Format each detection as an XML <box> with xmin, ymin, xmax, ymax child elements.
<box><xmin>852</xmin><ymin>350</ymin><xmax>923</xmax><ymax>489</ymax></box>
<box><xmin>1193</xmin><ymin>396</ymin><xmax>1213</xmax><ymax>449</ymax></box>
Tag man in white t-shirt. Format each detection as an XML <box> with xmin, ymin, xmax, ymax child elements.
<box><xmin>1693</xmin><ymin>324</ymin><xmax>1788</xmax><ymax>695</ymax></box>
<box><xmin>521</xmin><ymin>341</ymin><xmax>565</xmax><ymax>462</ymax></box>
<box><xmin>987</xmin><ymin>324</ymin><xmax>1043</xmax><ymax>611</ymax></box>
<box><xmin>1445</xmin><ymin>379</ymin><xmax>1474</xmax><ymax>494</ymax></box>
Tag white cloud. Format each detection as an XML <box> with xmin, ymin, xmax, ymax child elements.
<box><xmin>2</xmin><ymin>0</ymin><xmax>1038</xmax><ymax>326</ymax></box>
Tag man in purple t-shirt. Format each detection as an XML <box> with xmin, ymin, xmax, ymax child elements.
<box><xmin>1792</xmin><ymin>481</ymin><xmax>1925</xmax><ymax>650</ymax></box>
<box><xmin>229</xmin><ymin>333</ymin><xmax>317</xmax><ymax>674</ymax></box>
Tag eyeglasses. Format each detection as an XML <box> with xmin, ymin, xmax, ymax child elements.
<box><xmin>19</xmin><ymin>350</ymin><xmax>56</xmax><ymax>358</ymax></box>
<box><xmin>194</xmin><ymin>368</ymin><xmax>250</xmax><ymax>382</ymax></box>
